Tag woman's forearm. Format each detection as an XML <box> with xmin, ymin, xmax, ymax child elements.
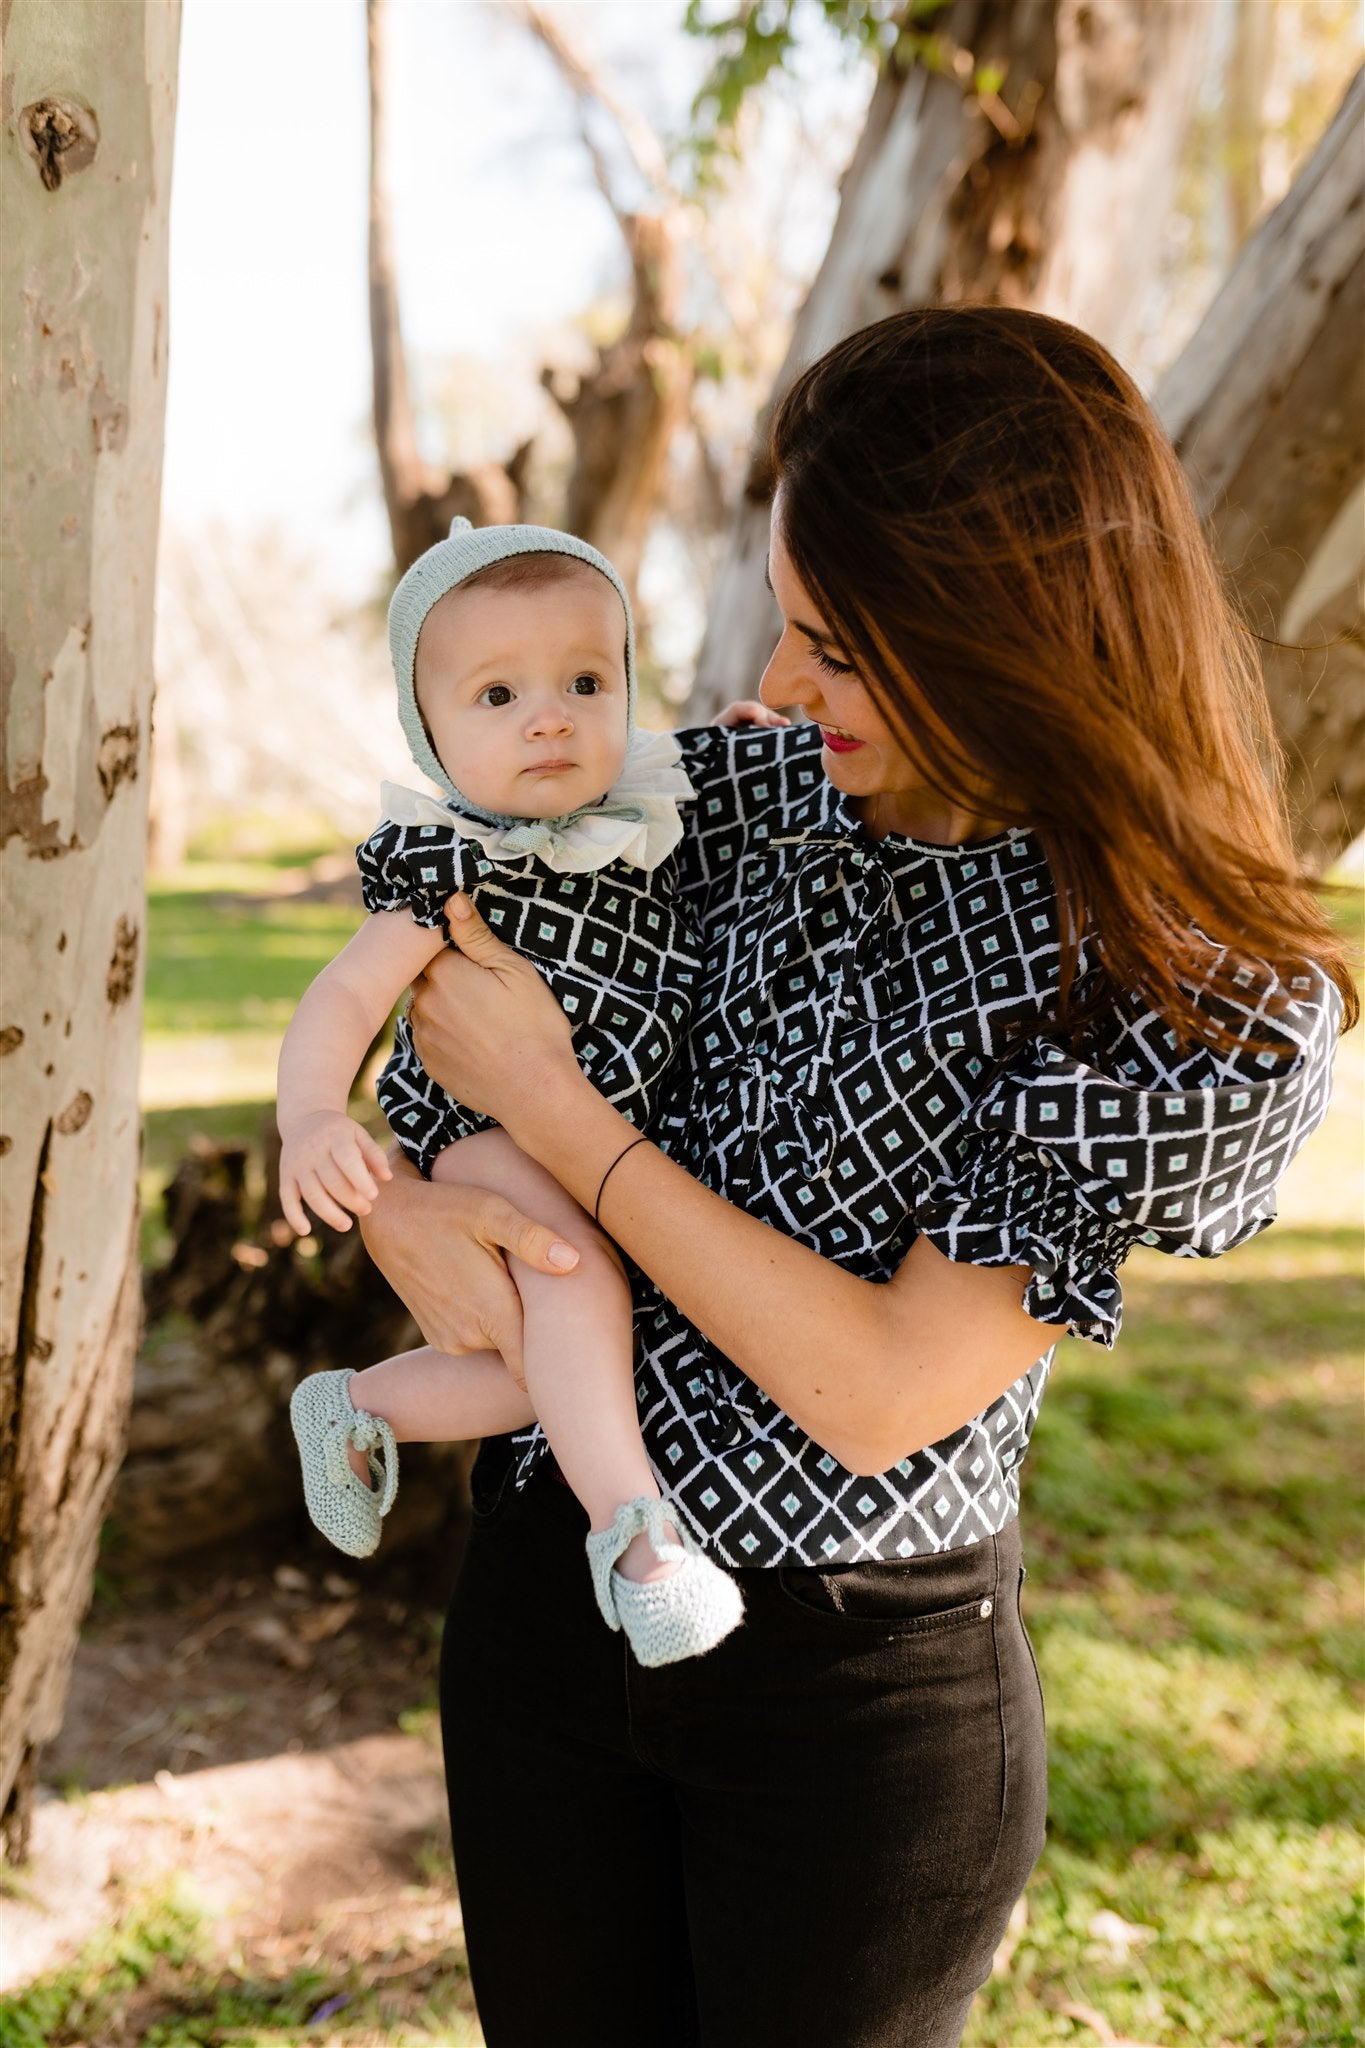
<box><xmin>501</xmin><ymin>1059</ymin><xmax>1059</xmax><ymax>1474</ymax></box>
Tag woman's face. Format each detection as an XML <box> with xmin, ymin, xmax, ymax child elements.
<box><xmin>757</xmin><ymin>503</ymin><xmax>941</xmax><ymax>831</ymax></box>
<box><xmin>758</xmin><ymin>501</ymin><xmax>1000</xmax><ymax>843</ymax></box>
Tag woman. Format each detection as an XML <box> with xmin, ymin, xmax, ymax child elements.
<box><xmin>359</xmin><ymin>308</ymin><xmax>1352</xmax><ymax>2046</ymax></box>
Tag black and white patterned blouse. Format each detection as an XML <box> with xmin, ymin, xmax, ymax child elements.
<box><xmin>503</xmin><ymin>721</ymin><xmax>1339</xmax><ymax>1568</ymax></box>
<box><xmin>357</xmin><ymin>819</ymin><xmax>701</xmax><ymax>1176</ymax></box>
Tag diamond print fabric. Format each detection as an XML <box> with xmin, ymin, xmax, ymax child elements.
<box><xmin>612</xmin><ymin>722</ymin><xmax>1341</xmax><ymax>1569</ymax></box>
<box><xmin>356</xmin><ymin>815</ymin><xmax>701</xmax><ymax>1175</ymax></box>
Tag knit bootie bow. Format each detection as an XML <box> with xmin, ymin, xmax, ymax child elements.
<box><xmin>290</xmin><ymin>1369</ymin><xmax>399</xmax><ymax>1558</ymax></box>
<box><xmin>585</xmin><ymin>1496</ymin><xmax>744</xmax><ymax>1668</ymax></box>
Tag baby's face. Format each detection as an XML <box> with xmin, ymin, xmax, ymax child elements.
<box><xmin>414</xmin><ymin>571</ymin><xmax>630</xmax><ymax>818</ymax></box>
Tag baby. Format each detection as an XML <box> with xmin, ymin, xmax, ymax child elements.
<box><xmin>278</xmin><ymin>519</ymin><xmax>746</xmax><ymax>1668</ymax></box>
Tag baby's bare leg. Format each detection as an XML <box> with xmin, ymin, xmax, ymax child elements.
<box><xmin>349</xmin><ymin>1345</ymin><xmax>535</xmax><ymax>1443</ymax></box>
<box><xmin>429</xmin><ymin>1127</ymin><xmax>674</xmax><ymax>1582</ymax></box>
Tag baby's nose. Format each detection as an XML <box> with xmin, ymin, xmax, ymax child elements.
<box><xmin>526</xmin><ymin>698</ymin><xmax>574</xmax><ymax>734</ymax></box>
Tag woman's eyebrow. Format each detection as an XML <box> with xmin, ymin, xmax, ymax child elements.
<box><xmin>763</xmin><ymin>558</ymin><xmax>842</xmax><ymax>649</ymax></box>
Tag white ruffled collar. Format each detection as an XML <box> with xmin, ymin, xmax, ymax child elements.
<box><xmin>378</xmin><ymin>727</ymin><xmax>694</xmax><ymax>876</ymax></box>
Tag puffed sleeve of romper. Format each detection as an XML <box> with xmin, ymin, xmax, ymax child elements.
<box><xmin>668</xmin><ymin>724</ymin><xmax>733</xmax><ymax>921</ymax></box>
<box><xmin>355</xmin><ymin>815</ymin><xmax>480</xmax><ymax>932</ymax></box>
<box><xmin>908</xmin><ymin>961</ymin><xmax>1344</xmax><ymax>1348</ymax></box>
<box><xmin>669</xmin><ymin>721</ymin><xmax>818</xmax><ymax>930</ymax></box>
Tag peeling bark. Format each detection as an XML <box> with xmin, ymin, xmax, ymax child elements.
<box><xmin>1156</xmin><ymin>68</ymin><xmax>1365</xmax><ymax>872</ymax></box>
<box><xmin>687</xmin><ymin>0</ymin><xmax>1211</xmax><ymax>716</ymax></box>
<box><xmin>0</xmin><ymin>1127</ymin><xmax>51</xmax><ymax>1862</ymax></box>
<box><xmin>0</xmin><ymin>1</ymin><xmax>180</xmax><ymax>1854</ymax></box>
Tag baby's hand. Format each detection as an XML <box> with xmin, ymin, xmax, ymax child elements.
<box><xmin>712</xmin><ymin>699</ymin><xmax>790</xmax><ymax>729</ymax></box>
<box><xmin>278</xmin><ymin>1110</ymin><xmax>393</xmax><ymax>1237</ymax></box>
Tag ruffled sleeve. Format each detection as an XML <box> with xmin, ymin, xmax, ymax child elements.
<box><xmin>669</xmin><ymin>725</ymin><xmax>731</xmax><ymax>922</ymax></box>
<box><xmin>354</xmin><ymin>815</ymin><xmax>477</xmax><ymax>931</ymax></box>
<box><xmin>910</xmin><ymin>965</ymin><xmax>1343</xmax><ymax>1348</ymax></box>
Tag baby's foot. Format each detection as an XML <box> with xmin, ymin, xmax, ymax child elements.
<box><xmin>585</xmin><ymin>1497</ymin><xmax>744</xmax><ymax>1667</ymax></box>
<box><xmin>290</xmin><ymin>1368</ymin><xmax>399</xmax><ymax>1558</ymax></box>
<box><xmin>615</xmin><ymin>1524</ymin><xmax>684</xmax><ymax>1585</ymax></box>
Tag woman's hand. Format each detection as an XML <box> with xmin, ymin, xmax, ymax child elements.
<box><xmin>357</xmin><ymin>1150</ymin><xmax>579</xmax><ymax>1380</ymax></box>
<box><xmin>407</xmin><ymin>894</ymin><xmax>581</xmax><ymax>1135</ymax></box>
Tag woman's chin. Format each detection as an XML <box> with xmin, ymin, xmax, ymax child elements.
<box><xmin>819</xmin><ymin>742</ymin><xmax>873</xmax><ymax>791</ymax></box>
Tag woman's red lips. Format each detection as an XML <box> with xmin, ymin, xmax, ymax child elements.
<box><xmin>821</xmin><ymin>727</ymin><xmax>864</xmax><ymax>754</ymax></box>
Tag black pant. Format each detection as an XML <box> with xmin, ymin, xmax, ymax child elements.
<box><xmin>440</xmin><ymin>1451</ymin><xmax>1047</xmax><ymax>2048</ymax></box>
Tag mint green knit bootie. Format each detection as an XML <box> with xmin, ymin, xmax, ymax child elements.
<box><xmin>585</xmin><ymin>1497</ymin><xmax>743</xmax><ymax>1668</ymax></box>
<box><xmin>290</xmin><ymin>1368</ymin><xmax>398</xmax><ymax>1559</ymax></box>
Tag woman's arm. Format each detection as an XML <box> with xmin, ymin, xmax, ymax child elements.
<box><xmin>409</xmin><ymin>896</ymin><xmax>1065</xmax><ymax>1475</ymax></box>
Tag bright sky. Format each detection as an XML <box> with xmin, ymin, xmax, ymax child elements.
<box><xmin>162</xmin><ymin>1</ymin><xmax>720</xmax><ymax>591</ymax></box>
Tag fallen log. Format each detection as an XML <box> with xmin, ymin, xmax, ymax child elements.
<box><xmin>114</xmin><ymin>1133</ymin><xmax>475</xmax><ymax>1564</ymax></box>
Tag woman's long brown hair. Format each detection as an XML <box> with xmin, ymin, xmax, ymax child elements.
<box><xmin>768</xmin><ymin>307</ymin><xmax>1358</xmax><ymax>1060</ymax></box>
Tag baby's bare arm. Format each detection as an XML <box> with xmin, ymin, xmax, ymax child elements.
<box><xmin>277</xmin><ymin>910</ymin><xmax>447</xmax><ymax>1235</ymax></box>
<box><xmin>278</xmin><ymin>911</ymin><xmax>445</xmax><ymax>1132</ymax></box>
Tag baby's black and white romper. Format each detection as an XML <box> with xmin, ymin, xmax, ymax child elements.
<box><xmin>355</xmin><ymin>769</ymin><xmax>702</xmax><ymax>1179</ymax></box>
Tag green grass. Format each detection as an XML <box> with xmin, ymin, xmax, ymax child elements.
<box><xmin>138</xmin><ymin>849</ymin><xmax>371</xmax><ymax>1258</ymax></box>
<box><xmin>140</xmin><ymin>866</ymin><xmax>364</xmax><ymax>1118</ymax></box>
<box><xmin>142</xmin><ymin>883</ymin><xmax>362</xmax><ymax>1040</ymax></box>
<box><xmin>963</xmin><ymin>1224</ymin><xmax>1364</xmax><ymax>2047</ymax></box>
<box><xmin>0</xmin><ymin>1879</ymin><xmax>483</xmax><ymax>2048</ymax></box>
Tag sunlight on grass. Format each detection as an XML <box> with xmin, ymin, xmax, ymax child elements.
<box><xmin>140</xmin><ymin>860</ymin><xmax>367</xmax><ymax>1110</ymax></box>
<box><xmin>964</xmin><ymin>1823</ymin><xmax>1361</xmax><ymax>2047</ymax></box>
<box><xmin>0</xmin><ymin>1879</ymin><xmax>485</xmax><ymax>2048</ymax></box>
<box><xmin>142</xmin><ymin>897</ymin><xmax>364</xmax><ymax>1040</ymax></box>
<box><xmin>962</xmin><ymin>1218</ymin><xmax>1364</xmax><ymax>2045</ymax></box>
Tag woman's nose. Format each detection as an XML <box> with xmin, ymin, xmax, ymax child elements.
<box><xmin>759</xmin><ymin>631</ymin><xmax>811</xmax><ymax>712</ymax></box>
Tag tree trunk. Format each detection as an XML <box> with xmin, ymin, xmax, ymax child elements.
<box><xmin>687</xmin><ymin>0</ymin><xmax>1210</xmax><ymax>717</ymax></box>
<box><xmin>519</xmin><ymin>2</ymin><xmax>693</xmax><ymax>611</ymax></box>
<box><xmin>544</xmin><ymin>209</ymin><xmax>692</xmax><ymax>608</ymax></box>
<box><xmin>0</xmin><ymin>0</ymin><xmax>180</xmax><ymax>1860</ymax></box>
<box><xmin>1155</xmin><ymin>67</ymin><xmax>1364</xmax><ymax>876</ymax></box>
<box><xmin>367</xmin><ymin>0</ymin><xmax>531</xmax><ymax>574</ymax></box>
<box><xmin>1222</xmin><ymin>0</ymin><xmax>1275</xmax><ymax>252</ymax></box>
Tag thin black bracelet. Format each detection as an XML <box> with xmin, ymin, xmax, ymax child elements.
<box><xmin>594</xmin><ymin>1135</ymin><xmax>651</xmax><ymax>1224</ymax></box>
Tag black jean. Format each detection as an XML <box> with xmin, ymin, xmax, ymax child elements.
<box><xmin>440</xmin><ymin>1449</ymin><xmax>1047</xmax><ymax>2048</ymax></box>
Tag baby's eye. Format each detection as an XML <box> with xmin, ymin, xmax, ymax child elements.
<box><xmin>570</xmin><ymin>674</ymin><xmax>600</xmax><ymax>696</ymax></box>
<box><xmin>480</xmin><ymin>684</ymin><xmax>514</xmax><ymax>707</ymax></box>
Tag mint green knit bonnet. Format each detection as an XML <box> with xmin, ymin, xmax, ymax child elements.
<box><xmin>387</xmin><ymin>518</ymin><xmax>637</xmax><ymax>822</ymax></box>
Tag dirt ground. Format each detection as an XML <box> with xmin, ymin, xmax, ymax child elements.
<box><xmin>2</xmin><ymin>1538</ymin><xmax>463</xmax><ymax>2013</ymax></box>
